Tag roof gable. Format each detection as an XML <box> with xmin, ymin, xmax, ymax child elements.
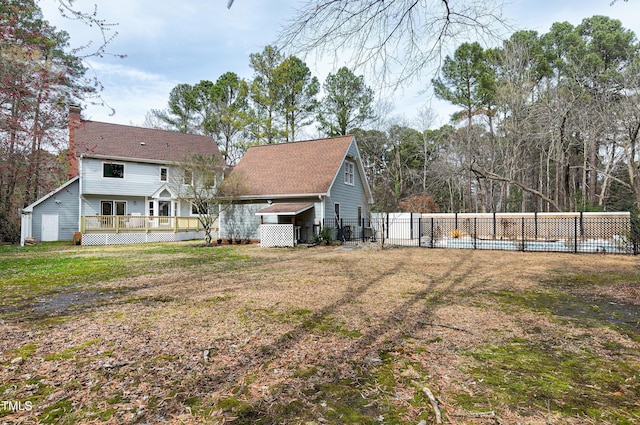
<box><xmin>74</xmin><ymin>120</ymin><xmax>221</xmax><ymax>163</ymax></box>
<box><xmin>232</xmin><ymin>136</ymin><xmax>356</xmax><ymax>197</ymax></box>
<box><xmin>23</xmin><ymin>176</ymin><xmax>79</xmax><ymax>213</ymax></box>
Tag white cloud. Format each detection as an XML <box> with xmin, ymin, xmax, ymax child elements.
<box><xmin>39</xmin><ymin>0</ymin><xmax>640</xmax><ymax>130</ymax></box>
<box><xmin>81</xmin><ymin>61</ymin><xmax>179</xmax><ymax>125</ymax></box>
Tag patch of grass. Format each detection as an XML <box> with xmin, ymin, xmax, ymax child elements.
<box><xmin>165</xmin><ymin>247</ymin><xmax>253</xmax><ymax>270</ymax></box>
<box><xmin>44</xmin><ymin>339</ymin><xmax>102</xmax><ymax>361</ymax></box>
<box><xmin>489</xmin><ymin>289</ymin><xmax>640</xmax><ymax>342</ymax></box>
<box><xmin>124</xmin><ymin>295</ymin><xmax>175</xmax><ymax>304</ymax></box>
<box><xmin>462</xmin><ymin>337</ymin><xmax>640</xmax><ymax>423</ymax></box>
<box><xmin>39</xmin><ymin>398</ymin><xmax>74</xmax><ymax>424</ymax></box>
<box><xmin>205</xmin><ymin>294</ymin><xmax>233</xmax><ymax>304</ymax></box>
<box><xmin>152</xmin><ymin>354</ymin><xmax>179</xmax><ymax>362</ymax></box>
<box><xmin>293</xmin><ymin>366</ymin><xmax>318</xmax><ymax>379</ymax></box>
<box><xmin>215</xmin><ymin>396</ymin><xmax>253</xmax><ymax>416</ymax></box>
<box><xmin>375</xmin><ymin>350</ymin><xmax>398</xmax><ymax>391</ymax></box>
<box><xmin>266</xmin><ymin>400</ymin><xmax>307</xmax><ymax>421</ymax></box>
<box><xmin>34</xmin><ymin>315</ymin><xmax>75</xmax><ymax>327</ymax></box>
<box><xmin>314</xmin><ymin>379</ymin><xmax>397</xmax><ymax>424</ymax></box>
<box><xmin>0</xmin><ymin>241</ymin><xmax>72</xmax><ymax>254</ymax></box>
<box><xmin>106</xmin><ymin>394</ymin><xmax>125</xmax><ymax>405</ymax></box>
<box><xmin>93</xmin><ymin>407</ymin><xmax>115</xmax><ymax>421</ymax></box>
<box><xmin>184</xmin><ymin>396</ymin><xmax>202</xmax><ymax>408</ymax></box>
<box><xmin>272</xmin><ymin>307</ymin><xmax>314</xmax><ymax>325</ymax></box>
<box><xmin>302</xmin><ymin>315</ymin><xmax>362</xmax><ymax>338</ymax></box>
<box><xmin>549</xmin><ymin>270</ymin><xmax>640</xmax><ymax>287</ymax></box>
<box><xmin>2</xmin><ymin>342</ymin><xmax>37</xmax><ymax>364</ymax></box>
<box><xmin>0</xmin><ymin>256</ymin><xmax>133</xmax><ymax>288</ymax></box>
<box><xmin>0</xmin><ymin>243</ymin><xmax>258</xmax><ymax>319</ymax></box>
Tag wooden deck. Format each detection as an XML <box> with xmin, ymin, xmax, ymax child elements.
<box><xmin>81</xmin><ymin>215</ymin><xmax>203</xmax><ymax>234</ymax></box>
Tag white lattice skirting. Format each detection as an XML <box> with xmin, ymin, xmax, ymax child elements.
<box><xmin>82</xmin><ymin>231</ymin><xmax>205</xmax><ymax>246</ymax></box>
<box><xmin>260</xmin><ymin>224</ymin><xmax>294</xmax><ymax>247</ymax></box>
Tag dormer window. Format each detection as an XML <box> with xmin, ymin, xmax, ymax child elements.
<box><xmin>344</xmin><ymin>161</ymin><xmax>354</xmax><ymax>185</ymax></box>
<box><xmin>103</xmin><ymin>163</ymin><xmax>124</xmax><ymax>178</ymax></box>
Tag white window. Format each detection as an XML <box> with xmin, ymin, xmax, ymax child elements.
<box><xmin>148</xmin><ymin>201</ymin><xmax>155</xmax><ymax>217</ymax></box>
<box><xmin>344</xmin><ymin>161</ymin><xmax>354</xmax><ymax>185</ymax></box>
<box><xmin>160</xmin><ymin>167</ymin><xmax>168</xmax><ymax>182</ymax></box>
<box><xmin>103</xmin><ymin>163</ymin><xmax>124</xmax><ymax>178</ymax></box>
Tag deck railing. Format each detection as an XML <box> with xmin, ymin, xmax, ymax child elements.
<box><xmin>81</xmin><ymin>215</ymin><xmax>202</xmax><ymax>234</ymax></box>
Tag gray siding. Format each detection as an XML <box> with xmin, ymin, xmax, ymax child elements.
<box><xmin>81</xmin><ymin>158</ymin><xmax>176</xmax><ymax>196</ymax></box>
<box><xmin>221</xmin><ymin>203</ymin><xmax>266</xmax><ymax>240</ymax></box>
<box><xmin>82</xmin><ymin>195</ymin><xmax>147</xmax><ymax>216</ymax></box>
<box><xmin>31</xmin><ymin>180</ymin><xmax>80</xmax><ymax>241</ymax></box>
<box><xmin>178</xmin><ymin>202</ymin><xmax>192</xmax><ymax>217</ymax></box>
<box><xmin>326</xmin><ymin>141</ymin><xmax>369</xmax><ymax>221</ymax></box>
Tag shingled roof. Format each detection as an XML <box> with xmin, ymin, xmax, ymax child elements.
<box><xmin>73</xmin><ymin>120</ymin><xmax>221</xmax><ymax>163</ymax></box>
<box><xmin>232</xmin><ymin>136</ymin><xmax>355</xmax><ymax>198</ymax></box>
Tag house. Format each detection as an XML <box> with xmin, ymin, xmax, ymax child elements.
<box><xmin>21</xmin><ymin>108</ymin><xmax>373</xmax><ymax>247</ymax></box>
<box><xmin>223</xmin><ymin>136</ymin><xmax>373</xmax><ymax>247</ymax></box>
<box><xmin>20</xmin><ymin>106</ymin><xmax>223</xmax><ymax>246</ymax></box>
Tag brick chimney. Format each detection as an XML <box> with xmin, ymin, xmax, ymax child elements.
<box><xmin>68</xmin><ymin>105</ymin><xmax>81</xmax><ymax>179</ymax></box>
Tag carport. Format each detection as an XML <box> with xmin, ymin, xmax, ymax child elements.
<box><xmin>255</xmin><ymin>203</ymin><xmax>315</xmax><ymax>247</ymax></box>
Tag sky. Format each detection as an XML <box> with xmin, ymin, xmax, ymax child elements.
<box><xmin>39</xmin><ymin>0</ymin><xmax>640</xmax><ymax>133</ymax></box>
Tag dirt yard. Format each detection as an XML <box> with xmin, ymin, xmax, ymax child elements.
<box><xmin>1</xmin><ymin>243</ymin><xmax>638</xmax><ymax>424</ymax></box>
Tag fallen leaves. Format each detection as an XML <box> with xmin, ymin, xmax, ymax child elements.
<box><xmin>0</xmin><ymin>245</ymin><xmax>638</xmax><ymax>424</ymax></box>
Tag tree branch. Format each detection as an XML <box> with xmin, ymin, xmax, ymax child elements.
<box><xmin>470</xmin><ymin>164</ymin><xmax>563</xmax><ymax>212</ymax></box>
<box><xmin>277</xmin><ymin>0</ymin><xmax>509</xmax><ymax>89</ymax></box>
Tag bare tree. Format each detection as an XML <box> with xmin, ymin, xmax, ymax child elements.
<box><xmin>278</xmin><ymin>0</ymin><xmax>508</xmax><ymax>88</ymax></box>
<box><xmin>170</xmin><ymin>154</ymin><xmax>245</xmax><ymax>245</ymax></box>
<box><xmin>609</xmin><ymin>62</ymin><xmax>640</xmax><ymax>210</ymax></box>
